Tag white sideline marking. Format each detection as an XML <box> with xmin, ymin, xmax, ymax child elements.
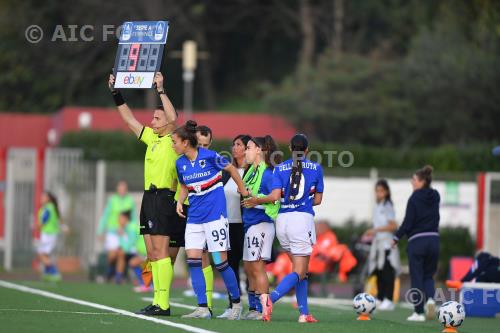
<box><xmin>0</xmin><ymin>280</ymin><xmax>217</xmax><ymax>333</ymax></box>
<box><xmin>0</xmin><ymin>308</ymin><xmax>120</xmax><ymax>315</ymax></box>
<box><xmin>142</xmin><ymin>297</ymin><xmax>197</xmax><ymax>310</ymax></box>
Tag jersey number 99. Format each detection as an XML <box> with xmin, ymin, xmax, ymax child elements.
<box><xmin>212</xmin><ymin>228</ymin><xmax>227</xmax><ymax>242</ymax></box>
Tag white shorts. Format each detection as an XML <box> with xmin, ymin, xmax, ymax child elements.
<box><xmin>105</xmin><ymin>233</ymin><xmax>120</xmax><ymax>251</ymax></box>
<box><xmin>185</xmin><ymin>217</ymin><xmax>231</xmax><ymax>252</ymax></box>
<box><xmin>243</xmin><ymin>222</ymin><xmax>275</xmax><ymax>262</ymax></box>
<box><xmin>275</xmin><ymin>212</ymin><xmax>316</xmax><ymax>256</ymax></box>
<box><xmin>37</xmin><ymin>233</ymin><xmax>58</xmax><ymax>254</ymax></box>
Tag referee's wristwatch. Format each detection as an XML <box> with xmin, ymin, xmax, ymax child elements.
<box><xmin>157</xmin><ymin>89</ymin><xmax>166</xmax><ymax>95</ymax></box>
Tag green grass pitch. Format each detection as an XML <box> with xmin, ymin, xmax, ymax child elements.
<box><xmin>0</xmin><ymin>280</ymin><xmax>496</xmax><ymax>333</ymax></box>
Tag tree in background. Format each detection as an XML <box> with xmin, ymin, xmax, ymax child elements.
<box><xmin>266</xmin><ymin>0</ymin><xmax>500</xmax><ymax>146</ymax></box>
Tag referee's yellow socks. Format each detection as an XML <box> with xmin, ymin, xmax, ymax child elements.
<box><xmin>151</xmin><ymin>261</ymin><xmax>159</xmax><ymax>306</ymax></box>
<box><xmin>203</xmin><ymin>265</ymin><xmax>214</xmax><ymax>309</ymax></box>
<box><xmin>157</xmin><ymin>257</ymin><xmax>173</xmax><ymax>310</ymax></box>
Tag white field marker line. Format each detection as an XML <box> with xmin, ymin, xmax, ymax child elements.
<box><xmin>142</xmin><ymin>297</ymin><xmax>197</xmax><ymax>310</ymax></box>
<box><xmin>0</xmin><ymin>280</ymin><xmax>217</xmax><ymax>333</ymax></box>
<box><xmin>0</xmin><ymin>308</ymin><xmax>121</xmax><ymax>315</ymax></box>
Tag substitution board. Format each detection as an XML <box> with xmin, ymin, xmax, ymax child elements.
<box><xmin>113</xmin><ymin>21</ymin><xmax>169</xmax><ymax>89</ymax></box>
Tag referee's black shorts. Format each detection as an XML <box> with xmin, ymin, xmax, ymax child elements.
<box><xmin>169</xmin><ymin>204</ymin><xmax>188</xmax><ymax>248</ymax></box>
<box><xmin>139</xmin><ymin>188</ymin><xmax>177</xmax><ymax>236</ymax></box>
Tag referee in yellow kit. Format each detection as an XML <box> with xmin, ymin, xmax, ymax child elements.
<box><xmin>108</xmin><ymin>72</ymin><xmax>178</xmax><ymax>316</ymax></box>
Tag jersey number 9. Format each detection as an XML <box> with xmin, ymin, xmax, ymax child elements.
<box><xmin>290</xmin><ymin>174</ymin><xmax>306</xmax><ymax>201</ymax></box>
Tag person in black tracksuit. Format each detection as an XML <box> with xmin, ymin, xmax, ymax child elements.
<box><xmin>460</xmin><ymin>252</ymin><xmax>500</xmax><ymax>283</ymax></box>
<box><xmin>393</xmin><ymin>165</ymin><xmax>440</xmax><ymax>322</ymax></box>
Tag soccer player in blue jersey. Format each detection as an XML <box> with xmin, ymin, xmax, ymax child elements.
<box><xmin>243</xmin><ymin>134</ymin><xmax>324</xmax><ymax>323</ymax></box>
<box><xmin>241</xmin><ymin>136</ymin><xmax>281</xmax><ymax>320</ymax></box>
<box><xmin>172</xmin><ymin>120</ymin><xmax>250</xmax><ymax>320</ymax></box>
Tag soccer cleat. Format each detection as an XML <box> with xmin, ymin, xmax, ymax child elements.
<box><xmin>150</xmin><ymin>306</ymin><xmax>171</xmax><ymax>316</ymax></box>
<box><xmin>406</xmin><ymin>312</ymin><xmax>426</xmax><ymax>322</ymax></box>
<box><xmin>424</xmin><ymin>298</ymin><xmax>436</xmax><ymax>321</ymax></box>
<box><xmin>226</xmin><ymin>303</ymin><xmax>243</xmax><ymax>320</ymax></box>
<box><xmin>298</xmin><ymin>314</ymin><xmax>319</xmax><ymax>323</ymax></box>
<box><xmin>140</xmin><ymin>305</ymin><xmax>171</xmax><ymax>316</ymax></box>
<box><xmin>260</xmin><ymin>294</ymin><xmax>273</xmax><ymax>322</ymax></box>
<box><xmin>133</xmin><ymin>285</ymin><xmax>153</xmax><ymax>293</ymax></box>
<box><xmin>241</xmin><ymin>310</ymin><xmax>252</xmax><ymax>320</ymax></box>
<box><xmin>243</xmin><ymin>310</ymin><xmax>262</xmax><ymax>320</ymax></box>
<box><xmin>135</xmin><ymin>304</ymin><xmax>155</xmax><ymax>315</ymax></box>
<box><xmin>216</xmin><ymin>307</ymin><xmax>232</xmax><ymax>319</ymax></box>
<box><xmin>181</xmin><ymin>307</ymin><xmax>212</xmax><ymax>319</ymax></box>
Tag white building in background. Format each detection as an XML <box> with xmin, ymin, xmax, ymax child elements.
<box><xmin>316</xmin><ymin>177</ymin><xmax>477</xmax><ymax>235</ymax></box>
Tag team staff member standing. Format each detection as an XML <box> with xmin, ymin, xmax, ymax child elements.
<box><xmin>364</xmin><ymin>179</ymin><xmax>400</xmax><ymax>311</ymax></box>
<box><xmin>197</xmin><ymin>126</ymin><xmax>215</xmax><ymax>311</ymax></box>
<box><xmin>108</xmin><ymin>72</ymin><xmax>177</xmax><ymax>316</ymax></box>
<box><xmin>217</xmin><ymin>134</ymin><xmax>250</xmax><ymax>319</ymax></box>
<box><xmin>196</xmin><ymin>125</ymin><xmax>213</xmax><ymax>149</ymax></box>
<box><xmin>392</xmin><ymin>165</ymin><xmax>440</xmax><ymax>322</ymax></box>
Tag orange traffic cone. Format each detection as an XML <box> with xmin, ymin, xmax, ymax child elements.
<box><xmin>357</xmin><ymin>314</ymin><xmax>371</xmax><ymax>321</ymax></box>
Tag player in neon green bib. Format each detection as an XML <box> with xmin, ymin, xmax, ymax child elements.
<box><xmin>36</xmin><ymin>192</ymin><xmax>67</xmax><ymax>282</ymax></box>
<box><xmin>98</xmin><ymin>181</ymin><xmax>136</xmax><ymax>236</ymax></box>
<box><xmin>116</xmin><ymin>211</ymin><xmax>151</xmax><ymax>293</ymax></box>
<box><xmin>97</xmin><ymin>181</ymin><xmax>137</xmax><ymax>282</ymax></box>
<box><xmin>113</xmin><ymin>210</ymin><xmax>136</xmax><ymax>284</ymax></box>
<box><xmin>241</xmin><ymin>136</ymin><xmax>280</xmax><ymax>320</ymax></box>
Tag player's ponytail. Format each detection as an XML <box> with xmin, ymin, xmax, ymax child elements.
<box><xmin>174</xmin><ymin>120</ymin><xmax>198</xmax><ymax>147</ymax></box>
<box><xmin>262</xmin><ymin>135</ymin><xmax>280</xmax><ymax>169</ymax></box>
<box><xmin>415</xmin><ymin>164</ymin><xmax>433</xmax><ymax>188</ymax></box>
<box><xmin>46</xmin><ymin>191</ymin><xmax>61</xmax><ymax>220</ymax></box>
<box><xmin>250</xmin><ymin>135</ymin><xmax>280</xmax><ymax>169</ymax></box>
<box><xmin>289</xmin><ymin>134</ymin><xmax>308</xmax><ymax>201</ymax></box>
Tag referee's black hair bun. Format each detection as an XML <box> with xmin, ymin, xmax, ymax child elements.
<box><xmin>185</xmin><ymin>120</ymin><xmax>198</xmax><ymax>133</ymax></box>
